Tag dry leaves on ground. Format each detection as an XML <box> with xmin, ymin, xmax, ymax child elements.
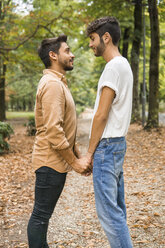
<box><xmin>0</xmin><ymin>118</ymin><xmax>165</xmax><ymax>248</ymax></box>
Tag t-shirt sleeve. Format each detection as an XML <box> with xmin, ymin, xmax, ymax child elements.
<box><xmin>99</xmin><ymin>68</ymin><xmax>120</xmax><ymax>103</ymax></box>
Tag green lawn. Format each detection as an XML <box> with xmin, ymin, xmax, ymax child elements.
<box><xmin>6</xmin><ymin>111</ymin><xmax>34</xmax><ymax>119</ymax></box>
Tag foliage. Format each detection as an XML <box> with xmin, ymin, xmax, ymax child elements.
<box><xmin>0</xmin><ymin>0</ymin><xmax>164</xmax><ymax>126</ymax></box>
<box><xmin>0</xmin><ymin>122</ymin><xmax>14</xmax><ymax>154</ymax></box>
<box><xmin>26</xmin><ymin>116</ymin><xmax>36</xmax><ymax>136</ymax></box>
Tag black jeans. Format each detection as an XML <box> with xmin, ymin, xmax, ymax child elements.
<box><xmin>27</xmin><ymin>166</ymin><xmax>67</xmax><ymax>248</ymax></box>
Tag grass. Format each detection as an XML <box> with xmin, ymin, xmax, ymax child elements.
<box><xmin>6</xmin><ymin>111</ymin><xmax>34</xmax><ymax>119</ymax></box>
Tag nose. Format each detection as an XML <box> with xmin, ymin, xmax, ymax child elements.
<box><xmin>89</xmin><ymin>41</ymin><xmax>93</xmax><ymax>48</ymax></box>
<box><xmin>70</xmin><ymin>52</ymin><xmax>75</xmax><ymax>58</ymax></box>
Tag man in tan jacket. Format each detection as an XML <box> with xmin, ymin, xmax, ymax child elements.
<box><xmin>27</xmin><ymin>34</ymin><xmax>92</xmax><ymax>248</ymax></box>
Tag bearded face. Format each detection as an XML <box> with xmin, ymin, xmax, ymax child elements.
<box><xmin>57</xmin><ymin>42</ymin><xmax>75</xmax><ymax>71</ymax></box>
<box><xmin>94</xmin><ymin>37</ymin><xmax>106</xmax><ymax>57</ymax></box>
<box><xmin>89</xmin><ymin>33</ymin><xmax>106</xmax><ymax>57</ymax></box>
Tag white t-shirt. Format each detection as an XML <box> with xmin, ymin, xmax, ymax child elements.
<box><xmin>90</xmin><ymin>56</ymin><xmax>133</xmax><ymax>138</ymax></box>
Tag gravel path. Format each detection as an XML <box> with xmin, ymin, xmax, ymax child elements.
<box><xmin>0</xmin><ymin>112</ymin><xmax>165</xmax><ymax>248</ymax></box>
<box><xmin>47</xmin><ymin>117</ymin><xmax>109</xmax><ymax>247</ymax></box>
<box><xmin>46</xmin><ymin>116</ymin><xmax>165</xmax><ymax>248</ymax></box>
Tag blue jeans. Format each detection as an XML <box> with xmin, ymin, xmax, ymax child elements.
<box><xmin>27</xmin><ymin>166</ymin><xmax>67</xmax><ymax>248</ymax></box>
<box><xmin>93</xmin><ymin>137</ymin><xmax>133</xmax><ymax>248</ymax></box>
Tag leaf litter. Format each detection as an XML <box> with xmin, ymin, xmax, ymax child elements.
<box><xmin>0</xmin><ymin>117</ymin><xmax>165</xmax><ymax>248</ymax></box>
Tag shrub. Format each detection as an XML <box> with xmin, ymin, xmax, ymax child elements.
<box><xmin>0</xmin><ymin>122</ymin><xmax>14</xmax><ymax>154</ymax></box>
<box><xmin>26</xmin><ymin>116</ymin><xmax>36</xmax><ymax>136</ymax></box>
<box><xmin>76</xmin><ymin>104</ymin><xmax>85</xmax><ymax>116</ymax></box>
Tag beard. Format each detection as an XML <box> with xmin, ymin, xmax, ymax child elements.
<box><xmin>58</xmin><ymin>57</ymin><xmax>74</xmax><ymax>71</ymax></box>
<box><xmin>94</xmin><ymin>38</ymin><xmax>105</xmax><ymax>57</ymax></box>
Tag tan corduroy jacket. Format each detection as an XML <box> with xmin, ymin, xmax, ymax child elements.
<box><xmin>32</xmin><ymin>69</ymin><xmax>77</xmax><ymax>173</ymax></box>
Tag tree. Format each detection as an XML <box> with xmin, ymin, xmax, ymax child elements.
<box><xmin>131</xmin><ymin>0</ymin><xmax>142</xmax><ymax>122</ymax></box>
<box><xmin>0</xmin><ymin>0</ymin><xmax>164</xmax><ymax>123</ymax></box>
<box><xmin>0</xmin><ymin>0</ymin><xmax>39</xmax><ymax>120</ymax></box>
<box><xmin>0</xmin><ymin>0</ymin><xmax>10</xmax><ymax>121</ymax></box>
<box><xmin>146</xmin><ymin>0</ymin><xmax>160</xmax><ymax>128</ymax></box>
<box><xmin>0</xmin><ymin>0</ymin><xmax>79</xmax><ymax>121</ymax></box>
<box><xmin>122</xmin><ymin>27</ymin><xmax>131</xmax><ymax>59</ymax></box>
<box><xmin>0</xmin><ymin>59</ymin><xmax>6</xmax><ymax>120</ymax></box>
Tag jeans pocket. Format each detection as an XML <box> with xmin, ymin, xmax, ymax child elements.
<box><xmin>113</xmin><ymin>150</ymin><xmax>125</xmax><ymax>177</ymax></box>
<box><xmin>93</xmin><ymin>150</ymin><xmax>105</xmax><ymax>179</ymax></box>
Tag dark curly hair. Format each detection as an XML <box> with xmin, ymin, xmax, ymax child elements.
<box><xmin>38</xmin><ymin>34</ymin><xmax>67</xmax><ymax>68</ymax></box>
<box><xmin>86</xmin><ymin>17</ymin><xmax>121</xmax><ymax>46</ymax></box>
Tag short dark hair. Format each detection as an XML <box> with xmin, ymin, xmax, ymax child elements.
<box><xmin>86</xmin><ymin>17</ymin><xmax>121</xmax><ymax>46</ymax></box>
<box><xmin>38</xmin><ymin>34</ymin><xmax>67</xmax><ymax>68</ymax></box>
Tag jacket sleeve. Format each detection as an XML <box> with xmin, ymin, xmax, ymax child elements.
<box><xmin>40</xmin><ymin>80</ymin><xmax>70</xmax><ymax>150</ymax></box>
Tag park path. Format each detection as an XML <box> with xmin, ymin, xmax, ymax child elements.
<box><xmin>0</xmin><ymin>110</ymin><xmax>165</xmax><ymax>247</ymax></box>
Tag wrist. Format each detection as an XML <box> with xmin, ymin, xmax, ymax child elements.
<box><xmin>86</xmin><ymin>151</ymin><xmax>93</xmax><ymax>163</ymax></box>
<box><xmin>87</xmin><ymin>151</ymin><xmax>93</xmax><ymax>158</ymax></box>
<box><xmin>70</xmin><ymin>157</ymin><xmax>78</xmax><ymax>167</ymax></box>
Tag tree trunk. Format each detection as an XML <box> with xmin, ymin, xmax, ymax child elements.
<box><xmin>122</xmin><ymin>27</ymin><xmax>130</xmax><ymax>59</ymax></box>
<box><xmin>146</xmin><ymin>0</ymin><xmax>160</xmax><ymax>128</ymax></box>
<box><xmin>23</xmin><ymin>98</ymin><xmax>26</xmax><ymax>111</ymax></box>
<box><xmin>131</xmin><ymin>0</ymin><xmax>142</xmax><ymax>122</ymax></box>
<box><xmin>0</xmin><ymin>58</ymin><xmax>6</xmax><ymax>121</ymax></box>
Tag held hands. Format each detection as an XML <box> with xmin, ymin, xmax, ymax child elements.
<box><xmin>82</xmin><ymin>152</ymin><xmax>93</xmax><ymax>176</ymax></box>
<box><xmin>71</xmin><ymin>152</ymin><xmax>93</xmax><ymax>176</ymax></box>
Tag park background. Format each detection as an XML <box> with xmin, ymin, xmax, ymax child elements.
<box><xmin>0</xmin><ymin>0</ymin><xmax>165</xmax><ymax>247</ymax></box>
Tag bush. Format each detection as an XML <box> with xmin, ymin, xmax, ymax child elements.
<box><xmin>0</xmin><ymin>122</ymin><xmax>14</xmax><ymax>154</ymax></box>
<box><xmin>26</xmin><ymin>116</ymin><xmax>36</xmax><ymax>136</ymax></box>
<box><xmin>76</xmin><ymin>104</ymin><xmax>85</xmax><ymax>116</ymax></box>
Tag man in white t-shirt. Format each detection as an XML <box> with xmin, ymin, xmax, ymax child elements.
<box><xmin>85</xmin><ymin>17</ymin><xmax>133</xmax><ymax>248</ymax></box>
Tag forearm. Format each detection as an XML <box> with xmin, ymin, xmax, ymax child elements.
<box><xmin>57</xmin><ymin>148</ymin><xmax>77</xmax><ymax>166</ymax></box>
<box><xmin>88</xmin><ymin>113</ymin><xmax>107</xmax><ymax>155</ymax></box>
<box><xmin>73</xmin><ymin>143</ymin><xmax>82</xmax><ymax>158</ymax></box>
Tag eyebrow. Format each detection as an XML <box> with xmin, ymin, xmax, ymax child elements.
<box><xmin>65</xmin><ymin>46</ymin><xmax>70</xmax><ymax>51</ymax></box>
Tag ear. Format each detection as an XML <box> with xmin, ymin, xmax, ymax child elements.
<box><xmin>49</xmin><ymin>51</ymin><xmax>57</xmax><ymax>61</ymax></box>
<box><xmin>102</xmin><ymin>32</ymin><xmax>111</xmax><ymax>44</ymax></box>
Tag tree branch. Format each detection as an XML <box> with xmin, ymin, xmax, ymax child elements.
<box><xmin>39</xmin><ymin>25</ymin><xmax>55</xmax><ymax>36</ymax></box>
<box><xmin>0</xmin><ymin>12</ymin><xmax>64</xmax><ymax>51</ymax></box>
<box><xmin>0</xmin><ymin>24</ymin><xmax>40</xmax><ymax>51</ymax></box>
<box><xmin>0</xmin><ymin>51</ymin><xmax>9</xmax><ymax>61</ymax></box>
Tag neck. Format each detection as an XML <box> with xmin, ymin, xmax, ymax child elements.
<box><xmin>48</xmin><ymin>64</ymin><xmax>66</xmax><ymax>75</ymax></box>
<box><xmin>102</xmin><ymin>45</ymin><xmax>121</xmax><ymax>63</ymax></box>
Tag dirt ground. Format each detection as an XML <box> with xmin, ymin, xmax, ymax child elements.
<box><xmin>0</xmin><ymin>113</ymin><xmax>165</xmax><ymax>248</ymax></box>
